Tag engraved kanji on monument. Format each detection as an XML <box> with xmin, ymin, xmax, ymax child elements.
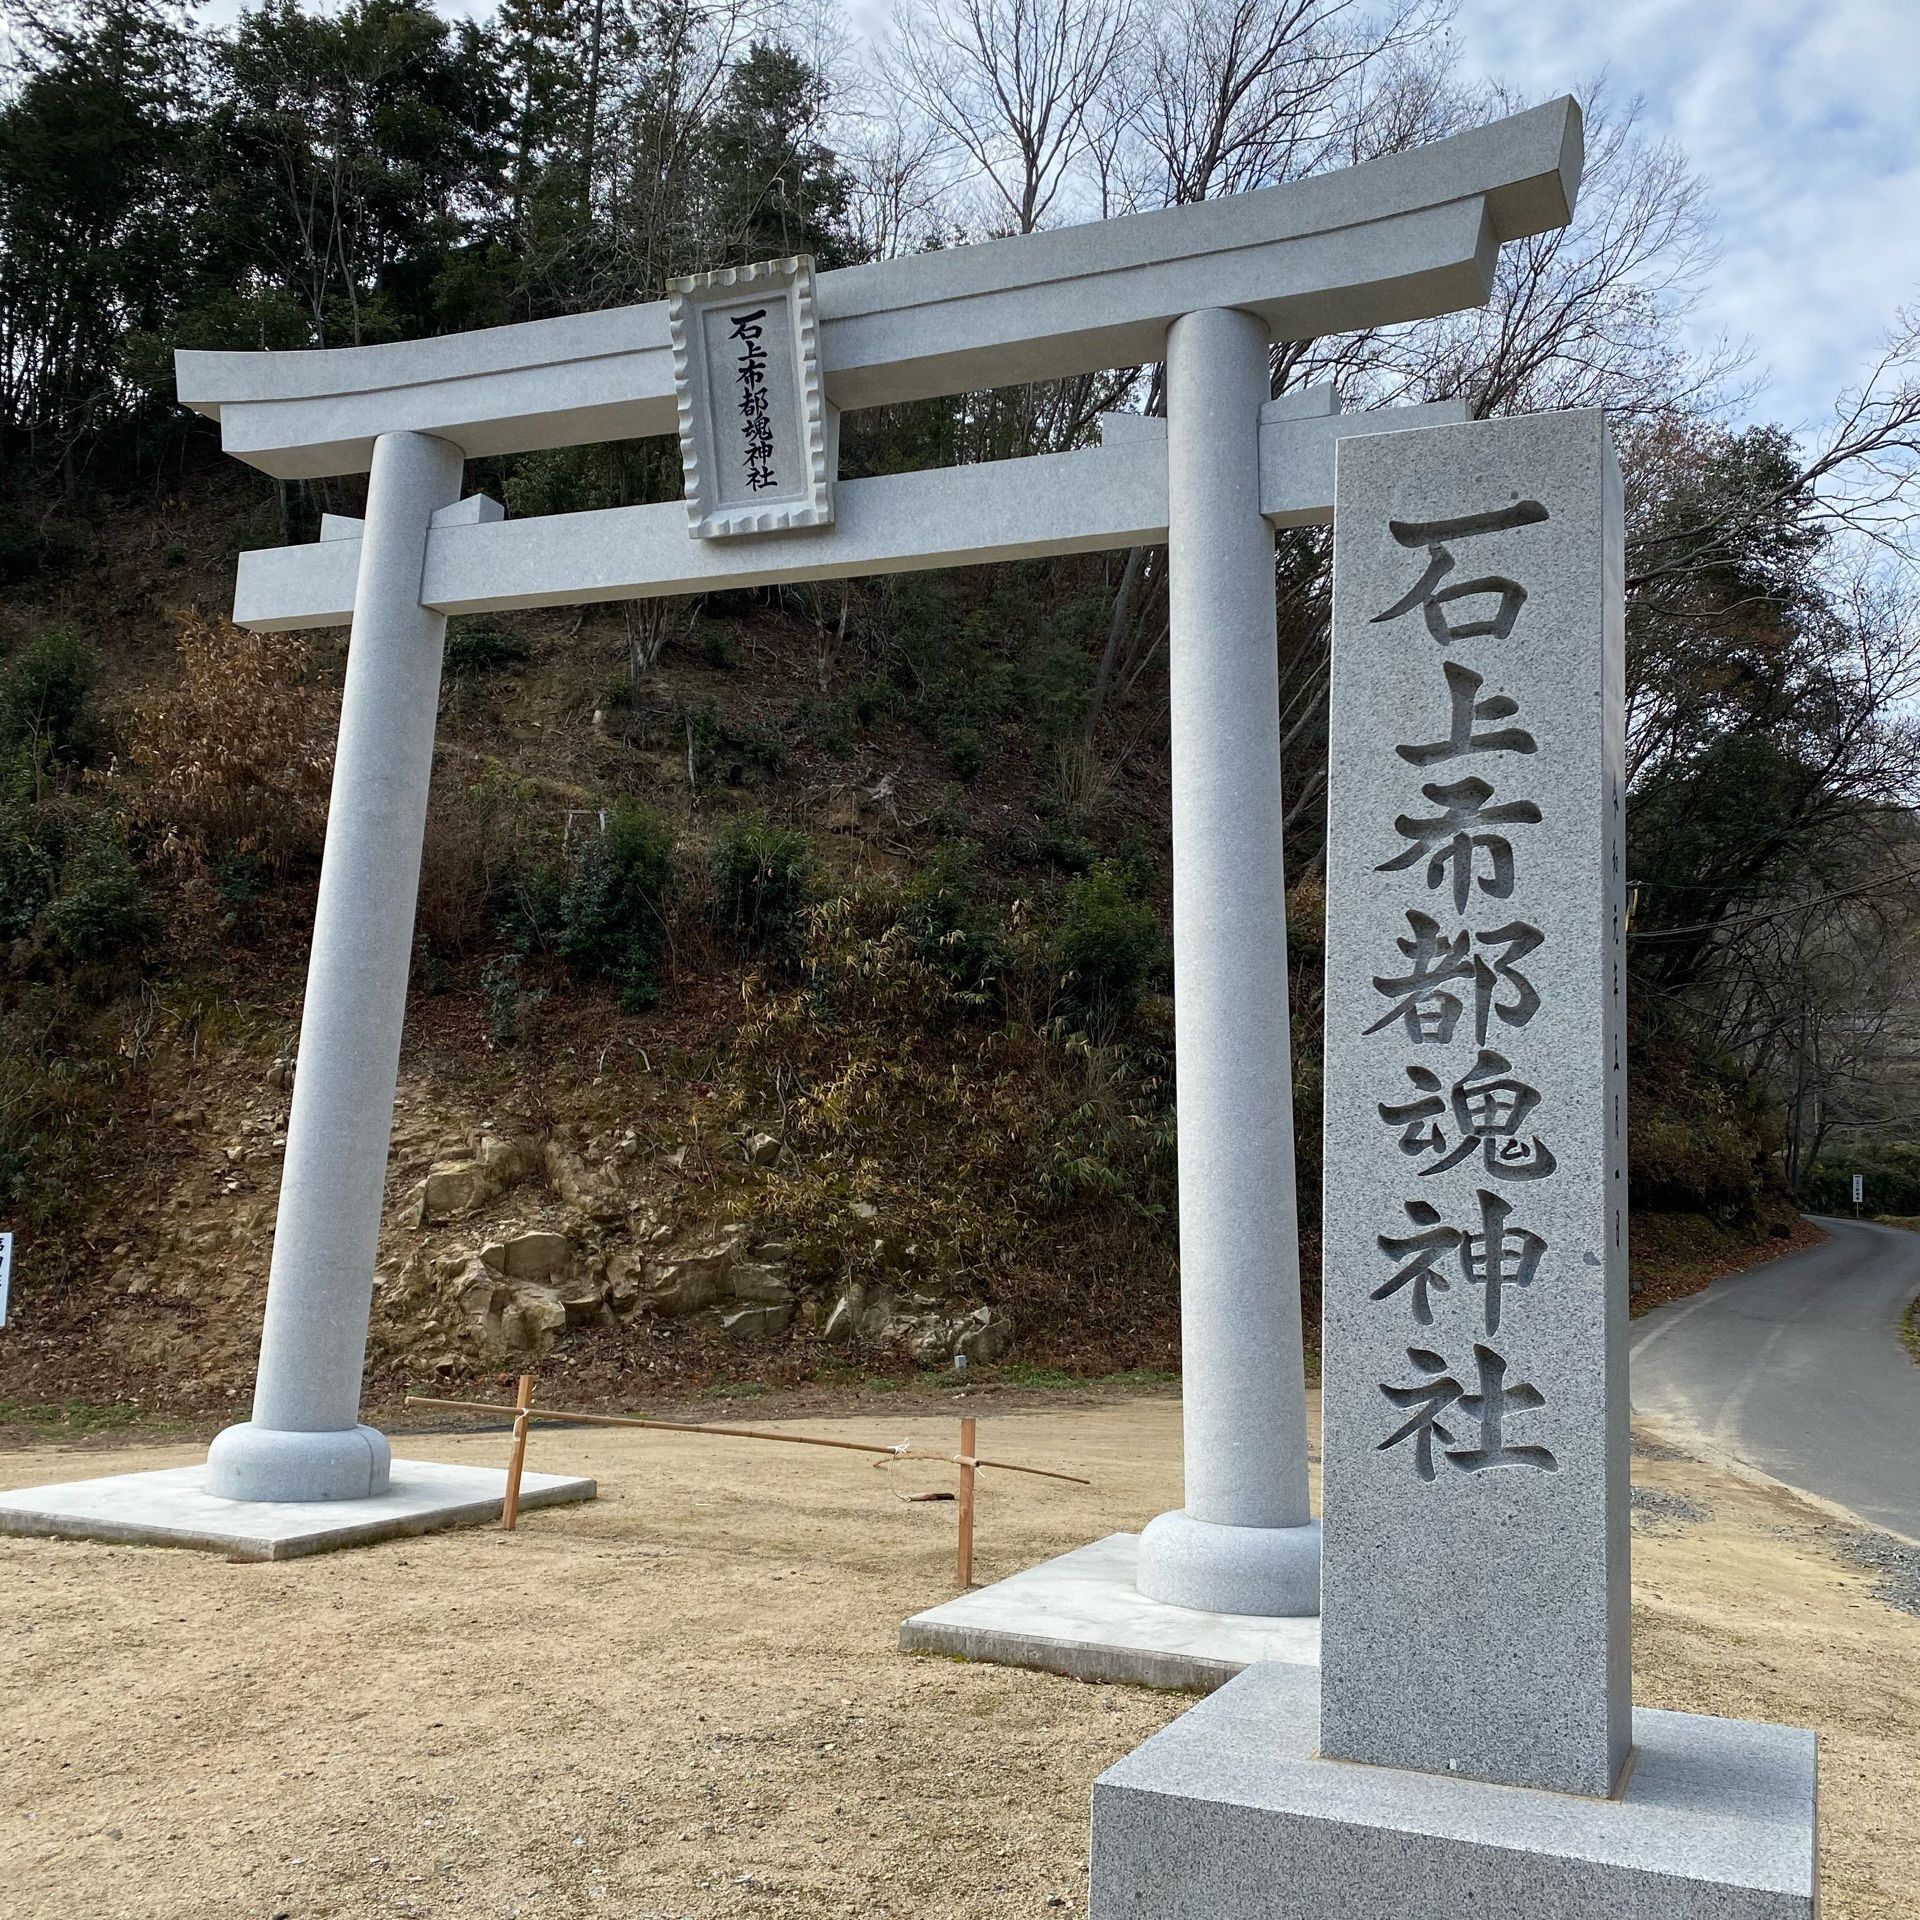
<box><xmin>667</xmin><ymin>255</ymin><xmax>833</xmax><ymax>539</ymax></box>
<box><xmin>1320</xmin><ymin>409</ymin><xmax>1629</xmax><ymax>1797</ymax></box>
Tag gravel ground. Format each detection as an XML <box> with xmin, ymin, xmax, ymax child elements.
<box><xmin>2</xmin><ymin>1393</ymin><xmax>1916</xmax><ymax>1920</ymax></box>
<box><xmin>1629</xmin><ymin>1485</ymin><xmax>1710</xmax><ymax>1535</ymax></box>
<box><xmin>1833</xmin><ymin>1528</ymin><xmax>1920</xmax><ymax>1618</ymax></box>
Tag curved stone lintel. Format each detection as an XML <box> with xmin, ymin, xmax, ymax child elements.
<box><xmin>176</xmin><ymin>99</ymin><xmax>1579</xmax><ymax>479</ymax></box>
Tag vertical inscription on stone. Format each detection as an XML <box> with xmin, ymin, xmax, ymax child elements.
<box><xmin>667</xmin><ymin>255</ymin><xmax>833</xmax><ymax>540</ymax></box>
<box><xmin>1320</xmin><ymin>411</ymin><xmax>1629</xmax><ymax>1798</ymax></box>
<box><xmin>728</xmin><ymin>307</ymin><xmax>779</xmax><ymax>493</ymax></box>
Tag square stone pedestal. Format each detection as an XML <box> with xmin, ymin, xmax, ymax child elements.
<box><xmin>1092</xmin><ymin>1662</ymin><xmax>1816</xmax><ymax>1918</ymax></box>
<box><xmin>0</xmin><ymin>1458</ymin><xmax>596</xmax><ymax>1560</ymax></box>
<box><xmin>901</xmin><ymin>1533</ymin><xmax>1320</xmax><ymax>1691</ymax></box>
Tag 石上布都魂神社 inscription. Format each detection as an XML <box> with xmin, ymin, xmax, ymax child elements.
<box><xmin>667</xmin><ymin>255</ymin><xmax>833</xmax><ymax>540</ymax></box>
<box><xmin>728</xmin><ymin>307</ymin><xmax>779</xmax><ymax>493</ymax></box>
<box><xmin>1320</xmin><ymin>408</ymin><xmax>1630</xmax><ymax>1800</ymax></box>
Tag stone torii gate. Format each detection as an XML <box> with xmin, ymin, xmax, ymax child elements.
<box><xmin>173</xmin><ymin>99</ymin><xmax>1582</xmax><ymax>1614</ymax></box>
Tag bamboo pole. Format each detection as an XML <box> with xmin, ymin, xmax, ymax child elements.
<box><xmin>403</xmin><ymin>1392</ymin><xmax>1090</xmax><ymax>1485</ymax></box>
<box><xmin>957</xmin><ymin>1415</ymin><xmax>977</xmax><ymax>1589</ymax></box>
<box><xmin>501</xmin><ymin>1372</ymin><xmax>534</xmax><ymax>1531</ymax></box>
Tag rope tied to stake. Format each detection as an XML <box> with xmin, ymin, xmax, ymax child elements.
<box><xmin>884</xmin><ymin>1439</ymin><xmax>958</xmax><ymax>1503</ymax></box>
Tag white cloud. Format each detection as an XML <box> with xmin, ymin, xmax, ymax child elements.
<box><xmin>1447</xmin><ymin>0</ymin><xmax>1920</xmax><ymax>432</ymax></box>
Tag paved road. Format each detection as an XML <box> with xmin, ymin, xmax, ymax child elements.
<box><xmin>1631</xmin><ymin>1216</ymin><xmax>1920</xmax><ymax>1542</ymax></box>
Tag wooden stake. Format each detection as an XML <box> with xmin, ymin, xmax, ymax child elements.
<box><xmin>957</xmin><ymin>1416</ymin><xmax>977</xmax><ymax>1589</ymax></box>
<box><xmin>404</xmin><ymin>1392</ymin><xmax>1091</xmax><ymax>1485</ymax></box>
<box><xmin>502</xmin><ymin>1372</ymin><xmax>534</xmax><ymax>1532</ymax></box>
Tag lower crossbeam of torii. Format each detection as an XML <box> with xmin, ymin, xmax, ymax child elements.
<box><xmin>173</xmin><ymin>98</ymin><xmax>1581</xmax><ymax>1621</ymax></box>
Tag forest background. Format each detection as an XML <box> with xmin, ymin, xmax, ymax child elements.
<box><xmin>3</xmin><ymin>0</ymin><xmax>1920</xmax><ymax>1415</ymax></box>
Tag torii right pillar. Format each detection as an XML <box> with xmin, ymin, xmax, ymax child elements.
<box><xmin>1135</xmin><ymin>304</ymin><xmax>1321</xmax><ymax>1617</ymax></box>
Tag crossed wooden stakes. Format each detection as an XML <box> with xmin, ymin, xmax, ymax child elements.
<box><xmin>404</xmin><ymin>1380</ymin><xmax>1090</xmax><ymax>1589</ymax></box>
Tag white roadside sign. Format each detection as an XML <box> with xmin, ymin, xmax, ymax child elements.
<box><xmin>0</xmin><ymin>1230</ymin><xmax>12</xmax><ymax>1326</ymax></box>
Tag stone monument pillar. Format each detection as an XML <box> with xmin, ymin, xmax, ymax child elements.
<box><xmin>1134</xmin><ymin>306</ymin><xmax>1321</xmax><ymax>1618</ymax></box>
<box><xmin>1317</xmin><ymin>407</ymin><xmax>1631</xmax><ymax>1789</ymax></box>
<box><xmin>207</xmin><ymin>429</ymin><xmax>466</xmax><ymax>1503</ymax></box>
<box><xmin>1090</xmin><ymin>409</ymin><xmax>1817</xmax><ymax>1918</ymax></box>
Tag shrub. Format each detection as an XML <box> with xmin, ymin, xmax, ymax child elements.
<box><xmin>125</xmin><ymin>616</ymin><xmax>332</xmax><ymax>877</ymax></box>
<box><xmin>795</xmin><ymin>695</ymin><xmax>855</xmax><ymax>756</ymax></box>
<box><xmin>416</xmin><ymin>771</ymin><xmax>543</xmax><ymax>959</ymax></box>
<box><xmin>897</xmin><ymin>839</ymin><xmax>1006</xmax><ymax>998</ymax></box>
<box><xmin>480</xmin><ymin>953</ymin><xmax>546</xmax><ymax>1046</ymax></box>
<box><xmin>0</xmin><ymin>759</ymin><xmax>58</xmax><ymax>940</ymax></box>
<box><xmin>0</xmin><ymin>990</ymin><xmax>88</xmax><ymax>1222</ymax></box>
<box><xmin>1627</xmin><ymin>1028</ymin><xmax>1778</xmax><ymax>1218</ymax></box>
<box><xmin>1056</xmin><ymin>861</ymin><xmax>1163</xmax><ymax>1038</ymax></box>
<box><xmin>41</xmin><ymin>813</ymin><xmax>156</xmax><ymax>968</ymax></box>
<box><xmin>851</xmin><ymin>678</ymin><xmax>897</xmax><ymax>728</ymax></box>
<box><xmin>595</xmin><ymin>674</ymin><xmax>637</xmax><ymax>714</ymax></box>
<box><xmin>1020</xmin><ymin>642</ymin><xmax>1098</xmax><ymax>745</ymax></box>
<box><xmin>0</xmin><ymin>515</ymin><xmax>73</xmax><ymax>586</ymax></box>
<box><xmin>0</xmin><ymin>625</ymin><xmax>97</xmax><ymax>764</ymax></box>
<box><xmin>710</xmin><ymin>814</ymin><xmax>816</xmax><ymax>958</ymax></box>
<box><xmin>443</xmin><ymin>618</ymin><xmax>530</xmax><ymax>679</ymax></box>
<box><xmin>1802</xmin><ymin>1147</ymin><xmax>1920</xmax><ymax>1217</ymax></box>
<box><xmin>558</xmin><ymin>801</ymin><xmax>677</xmax><ymax>1011</ymax></box>
<box><xmin>676</xmin><ymin>697</ymin><xmax>722</xmax><ymax>790</ymax></box>
<box><xmin>941</xmin><ymin>723</ymin><xmax>985</xmax><ymax>781</ymax></box>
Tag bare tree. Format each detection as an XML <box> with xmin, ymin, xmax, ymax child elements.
<box><xmin>882</xmin><ymin>0</ymin><xmax>1136</xmax><ymax>234</ymax></box>
<box><xmin>1283</xmin><ymin>87</ymin><xmax>1742</xmax><ymax>421</ymax></box>
<box><xmin>840</xmin><ymin>109</ymin><xmax>957</xmax><ymax>259</ymax></box>
<box><xmin>1118</xmin><ymin>0</ymin><xmax>1445</xmax><ymax>208</ymax></box>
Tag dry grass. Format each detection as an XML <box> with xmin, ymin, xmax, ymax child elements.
<box><xmin>1</xmin><ymin>1392</ymin><xmax>1915</xmax><ymax>1919</ymax></box>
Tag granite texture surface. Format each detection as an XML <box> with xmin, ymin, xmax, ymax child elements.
<box><xmin>0</xmin><ymin>1459</ymin><xmax>596</xmax><ymax>1560</ymax></box>
<box><xmin>206</xmin><ymin>429</ymin><xmax>466</xmax><ymax>1505</ymax></box>
<box><xmin>1091</xmin><ymin>1663</ymin><xmax>1817</xmax><ymax>1919</ymax></box>
<box><xmin>900</xmin><ymin>1532</ymin><xmax>1320</xmax><ymax>1689</ymax></box>
<box><xmin>1135</xmin><ymin>305</ymin><xmax>1318</xmax><ymax>1619</ymax></box>
<box><xmin>1320</xmin><ymin>410</ymin><xmax>1630</xmax><ymax>1793</ymax></box>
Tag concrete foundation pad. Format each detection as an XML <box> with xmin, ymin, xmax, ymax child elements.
<box><xmin>1092</xmin><ymin>1662</ymin><xmax>1817</xmax><ymax>1918</ymax></box>
<box><xmin>899</xmin><ymin>1533</ymin><xmax>1320</xmax><ymax>1691</ymax></box>
<box><xmin>0</xmin><ymin>1458</ymin><xmax>596</xmax><ymax>1561</ymax></box>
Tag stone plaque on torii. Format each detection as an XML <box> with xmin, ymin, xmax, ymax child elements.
<box><xmin>163</xmin><ymin>99</ymin><xmax>1588</xmax><ymax>1627</ymax></box>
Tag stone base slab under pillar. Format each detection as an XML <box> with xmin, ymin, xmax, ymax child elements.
<box><xmin>0</xmin><ymin>1459</ymin><xmax>596</xmax><ymax>1561</ymax></box>
<box><xmin>1091</xmin><ymin>1662</ymin><xmax>1816</xmax><ymax>1918</ymax></box>
<box><xmin>900</xmin><ymin>1533</ymin><xmax>1319</xmax><ymax>1692</ymax></box>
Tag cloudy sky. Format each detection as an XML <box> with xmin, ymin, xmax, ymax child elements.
<box><xmin>1445</xmin><ymin>0</ymin><xmax>1918</xmax><ymax>434</ymax></box>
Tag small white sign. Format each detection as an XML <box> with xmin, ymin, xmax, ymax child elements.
<box><xmin>1853</xmin><ymin>1173</ymin><xmax>1865</xmax><ymax>1205</ymax></box>
<box><xmin>0</xmin><ymin>1231</ymin><xmax>12</xmax><ymax>1326</ymax></box>
<box><xmin>667</xmin><ymin>255</ymin><xmax>834</xmax><ymax>540</ymax></box>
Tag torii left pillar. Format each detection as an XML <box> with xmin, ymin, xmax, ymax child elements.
<box><xmin>208</xmin><ymin>429</ymin><xmax>464</xmax><ymax>1501</ymax></box>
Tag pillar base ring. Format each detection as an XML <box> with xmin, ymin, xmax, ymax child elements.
<box><xmin>206</xmin><ymin>1421</ymin><xmax>392</xmax><ymax>1503</ymax></box>
<box><xmin>1136</xmin><ymin>1509</ymin><xmax>1321</xmax><ymax>1617</ymax></box>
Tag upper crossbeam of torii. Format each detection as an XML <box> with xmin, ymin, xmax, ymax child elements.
<box><xmin>173</xmin><ymin>101</ymin><xmax>1584</xmax><ymax>1632</ymax></box>
<box><xmin>178</xmin><ymin>98</ymin><xmax>1576</xmax><ymax>481</ymax></box>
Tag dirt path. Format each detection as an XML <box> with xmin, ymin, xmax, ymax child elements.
<box><xmin>1</xmin><ymin>1395</ymin><xmax>1913</xmax><ymax>1919</ymax></box>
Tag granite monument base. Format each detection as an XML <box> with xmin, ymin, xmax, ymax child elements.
<box><xmin>1091</xmin><ymin>1662</ymin><xmax>1816</xmax><ymax>1918</ymax></box>
<box><xmin>901</xmin><ymin>1532</ymin><xmax>1319</xmax><ymax>1691</ymax></box>
<box><xmin>0</xmin><ymin>1458</ymin><xmax>596</xmax><ymax>1560</ymax></box>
